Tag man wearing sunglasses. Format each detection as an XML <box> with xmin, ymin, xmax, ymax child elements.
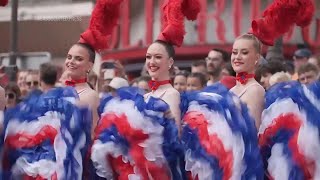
<box><xmin>25</xmin><ymin>72</ymin><xmax>40</xmax><ymax>94</ymax></box>
<box><xmin>4</xmin><ymin>82</ymin><xmax>21</xmax><ymax>110</ymax></box>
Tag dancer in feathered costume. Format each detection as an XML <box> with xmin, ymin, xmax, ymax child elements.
<box><xmin>91</xmin><ymin>0</ymin><xmax>200</xmax><ymax>179</ymax></box>
<box><xmin>92</xmin><ymin>87</ymin><xmax>182</xmax><ymax>179</ymax></box>
<box><xmin>249</xmin><ymin>0</ymin><xmax>316</xmax><ymax>179</ymax></box>
<box><xmin>1</xmin><ymin>87</ymin><xmax>92</xmax><ymax>179</ymax></box>
<box><xmin>180</xmin><ymin>84</ymin><xmax>264</xmax><ymax>180</ymax></box>
<box><xmin>63</xmin><ymin>0</ymin><xmax>124</xmax><ymax>136</ymax></box>
<box><xmin>259</xmin><ymin>81</ymin><xmax>320</xmax><ymax>179</ymax></box>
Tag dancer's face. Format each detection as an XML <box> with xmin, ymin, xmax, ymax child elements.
<box><xmin>231</xmin><ymin>39</ymin><xmax>259</xmax><ymax>74</ymax></box>
<box><xmin>146</xmin><ymin>42</ymin><xmax>173</xmax><ymax>80</ymax></box>
<box><xmin>65</xmin><ymin>44</ymin><xmax>93</xmax><ymax>79</ymax></box>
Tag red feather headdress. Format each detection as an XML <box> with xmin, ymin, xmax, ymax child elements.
<box><xmin>79</xmin><ymin>0</ymin><xmax>123</xmax><ymax>52</ymax></box>
<box><xmin>157</xmin><ymin>0</ymin><xmax>201</xmax><ymax>47</ymax></box>
<box><xmin>251</xmin><ymin>0</ymin><xmax>315</xmax><ymax>46</ymax></box>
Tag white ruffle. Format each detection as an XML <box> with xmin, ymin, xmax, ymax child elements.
<box><xmin>198</xmin><ymin>92</ymin><xmax>223</xmax><ymax>101</ymax></box>
<box><xmin>139</xmin><ymin>135</ymin><xmax>165</xmax><ymax>163</ymax></box>
<box><xmin>91</xmin><ymin>140</ymin><xmax>131</xmax><ymax>178</ymax></box>
<box><xmin>54</xmin><ymin>131</ymin><xmax>67</xmax><ymax>180</ymax></box>
<box><xmin>5</xmin><ymin>111</ymin><xmax>61</xmax><ymax>138</ymax></box>
<box><xmin>103</xmin><ymin>99</ymin><xmax>164</xmax><ymax>135</ymax></box>
<box><xmin>12</xmin><ymin>157</ymin><xmax>57</xmax><ymax>179</ymax></box>
<box><xmin>69</xmin><ymin>115</ymin><xmax>76</xmax><ymax>131</ymax></box>
<box><xmin>128</xmin><ymin>174</ymin><xmax>142</xmax><ymax>180</ymax></box>
<box><xmin>187</xmin><ymin>101</ymin><xmax>245</xmax><ymax>180</ymax></box>
<box><xmin>184</xmin><ymin>149</ymin><xmax>213</xmax><ymax>180</ymax></box>
<box><xmin>267</xmin><ymin>143</ymin><xmax>289</xmax><ymax>180</ymax></box>
<box><xmin>259</xmin><ymin>98</ymin><xmax>304</xmax><ymax>135</ymax></box>
<box><xmin>297</xmin><ymin>120</ymin><xmax>320</xmax><ymax>179</ymax></box>
<box><xmin>103</xmin><ymin>98</ymin><xmax>166</xmax><ymax>165</ymax></box>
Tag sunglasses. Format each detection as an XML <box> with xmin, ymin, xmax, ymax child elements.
<box><xmin>5</xmin><ymin>93</ymin><xmax>16</xmax><ymax>99</ymax></box>
<box><xmin>26</xmin><ymin>81</ymin><xmax>39</xmax><ymax>87</ymax></box>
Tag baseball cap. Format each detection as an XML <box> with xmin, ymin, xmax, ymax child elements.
<box><xmin>294</xmin><ymin>48</ymin><xmax>312</xmax><ymax>58</ymax></box>
<box><xmin>108</xmin><ymin>77</ymin><xmax>129</xmax><ymax>89</ymax></box>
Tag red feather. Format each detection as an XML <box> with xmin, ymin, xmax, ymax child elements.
<box><xmin>158</xmin><ymin>0</ymin><xmax>185</xmax><ymax>47</ymax></box>
<box><xmin>251</xmin><ymin>0</ymin><xmax>315</xmax><ymax>46</ymax></box>
<box><xmin>0</xmin><ymin>0</ymin><xmax>8</xmax><ymax>6</ymax></box>
<box><xmin>296</xmin><ymin>0</ymin><xmax>315</xmax><ymax>27</ymax></box>
<box><xmin>181</xmin><ymin>0</ymin><xmax>201</xmax><ymax>21</ymax></box>
<box><xmin>79</xmin><ymin>0</ymin><xmax>123</xmax><ymax>51</ymax></box>
<box><xmin>158</xmin><ymin>0</ymin><xmax>201</xmax><ymax>47</ymax></box>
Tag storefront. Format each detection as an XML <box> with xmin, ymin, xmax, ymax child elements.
<box><xmin>0</xmin><ymin>0</ymin><xmax>319</xmax><ymax>76</ymax></box>
<box><xmin>100</xmin><ymin>0</ymin><xmax>319</xmax><ymax>76</ymax></box>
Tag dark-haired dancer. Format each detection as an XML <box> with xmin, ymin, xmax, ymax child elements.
<box><xmin>145</xmin><ymin>40</ymin><xmax>181</xmax><ymax>130</ymax></box>
<box><xmin>64</xmin><ymin>43</ymin><xmax>99</xmax><ymax>134</ymax></box>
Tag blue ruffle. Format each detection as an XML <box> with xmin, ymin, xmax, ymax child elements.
<box><xmin>98</xmin><ymin>124</ymin><xmax>130</xmax><ymax>155</ymax></box>
<box><xmin>308</xmin><ymin>80</ymin><xmax>320</xmax><ymax>99</ymax></box>
<box><xmin>265</xmin><ymin>81</ymin><xmax>301</xmax><ymax>109</ymax></box>
<box><xmin>144</xmin><ymin>96</ymin><xmax>182</xmax><ymax>179</ymax></box>
<box><xmin>265</xmin><ymin>80</ymin><xmax>320</xmax><ymax>133</ymax></box>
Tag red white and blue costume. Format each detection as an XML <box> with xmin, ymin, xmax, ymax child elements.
<box><xmin>91</xmin><ymin>87</ymin><xmax>182</xmax><ymax>179</ymax></box>
<box><xmin>180</xmin><ymin>83</ymin><xmax>264</xmax><ymax>180</ymax></box>
<box><xmin>1</xmin><ymin>87</ymin><xmax>92</xmax><ymax>179</ymax></box>
<box><xmin>259</xmin><ymin>81</ymin><xmax>320</xmax><ymax>179</ymax></box>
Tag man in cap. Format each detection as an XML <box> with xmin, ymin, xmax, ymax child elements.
<box><xmin>108</xmin><ymin>77</ymin><xmax>129</xmax><ymax>96</ymax></box>
<box><xmin>292</xmin><ymin>48</ymin><xmax>312</xmax><ymax>80</ymax></box>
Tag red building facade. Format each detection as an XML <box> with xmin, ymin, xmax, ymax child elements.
<box><xmin>102</xmin><ymin>0</ymin><xmax>320</xmax><ymax>65</ymax></box>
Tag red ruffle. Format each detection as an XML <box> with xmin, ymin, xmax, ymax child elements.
<box><xmin>184</xmin><ymin>111</ymin><xmax>233</xmax><ymax>180</ymax></box>
<box><xmin>251</xmin><ymin>0</ymin><xmax>315</xmax><ymax>46</ymax></box>
<box><xmin>0</xmin><ymin>0</ymin><xmax>8</xmax><ymax>6</ymax></box>
<box><xmin>23</xmin><ymin>173</ymin><xmax>57</xmax><ymax>180</ymax></box>
<box><xmin>259</xmin><ymin>113</ymin><xmax>314</xmax><ymax>178</ymax></box>
<box><xmin>181</xmin><ymin>0</ymin><xmax>201</xmax><ymax>21</ymax></box>
<box><xmin>109</xmin><ymin>155</ymin><xmax>134</xmax><ymax>180</ymax></box>
<box><xmin>80</xmin><ymin>0</ymin><xmax>123</xmax><ymax>51</ymax></box>
<box><xmin>93</xmin><ymin>113</ymin><xmax>114</xmax><ymax>140</ymax></box>
<box><xmin>259</xmin><ymin>113</ymin><xmax>301</xmax><ymax>146</ymax></box>
<box><xmin>97</xmin><ymin>113</ymin><xmax>171</xmax><ymax>180</ymax></box>
<box><xmin>288</xmin><ymin>133</ymin><xmax>314</xmax><ymax>178</ymax></box>
<box><xmin>5</xmin><ymin>126</ymin><xmax>58</xmax><ymax>148</ymax></box>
